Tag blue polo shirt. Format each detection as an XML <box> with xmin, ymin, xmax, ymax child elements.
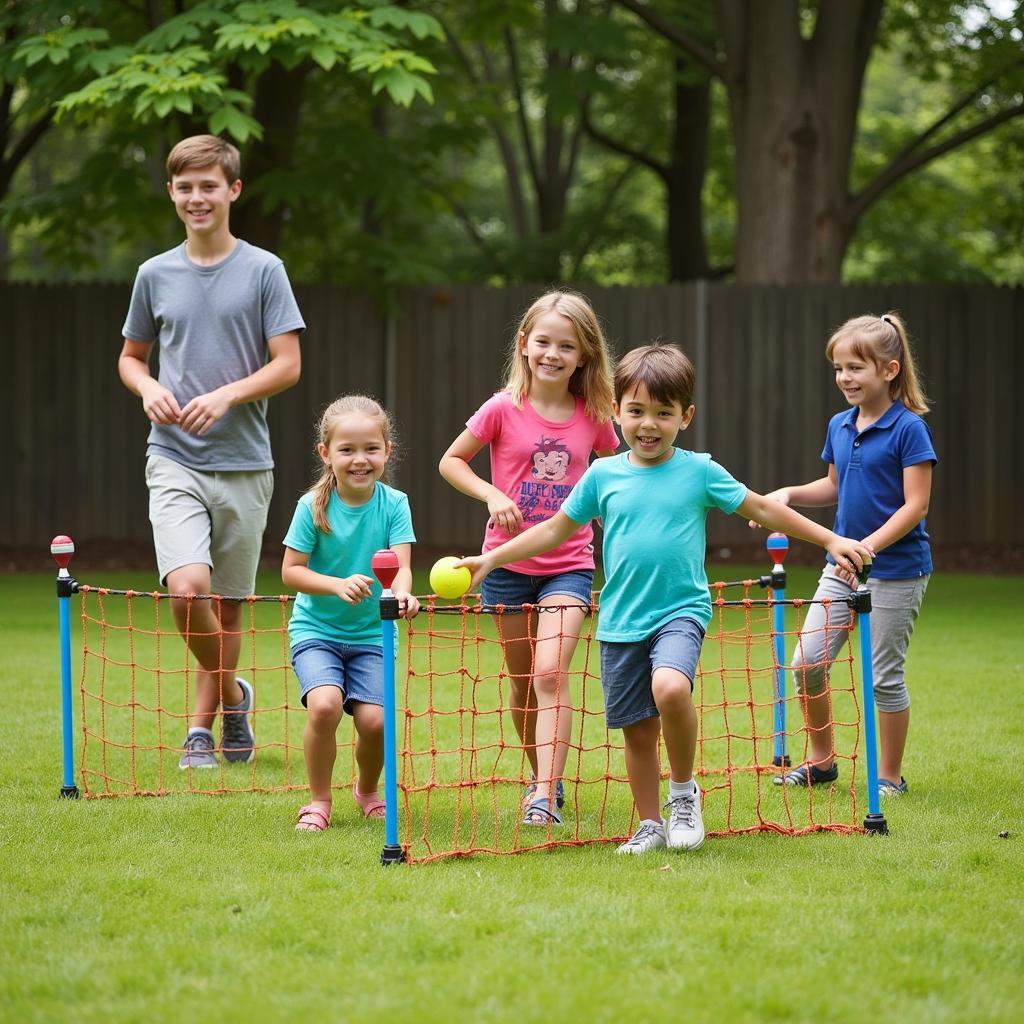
<box><xmin>824</xmin><ymin>401</ymin><xmax>936</xmax><ymax>579</ymax></box>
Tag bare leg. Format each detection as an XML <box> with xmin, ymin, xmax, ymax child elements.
<box><xmin>350</xmin><ymin>701</ymin><xmax>385</xmax><ymax>796</ymax></box>
<box><xmin>299</xmin><ymin>685</ymin><xmax>344</xmax><ymax>829</ymax></box>
<box><xmin>495</xmin><ymin>612</ymin><xmax>539</xmax><ymax>777</ymax></box>
<box><xmin>530</xmin><ymin>602</ymin><xmax>587</xmax><ymax>807</ymax></box>
<box><xmin>878</xmin><ymin>708</ymin><xmax>910</xmax><ymax>782</ymax></box>
<box><xmin>622</xmin><ymin>716</ymin><xmax>663</xmax><ymax>822</ymax></box>
<box><xmin>651</xmin><ymin>667</ymin><xmax>696</xmax><ymax>784</ymax></box>
<box><xmin>802</xmin><ymin>689</ymin><xmax>836</xmax><ymax>770</ymax></box>
<box><xmin>168</xmin><ymin>563</ymin><xmax>243</xmax><ymax>731</ymax></box>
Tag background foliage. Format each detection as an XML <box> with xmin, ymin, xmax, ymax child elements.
<box><xmin>1</xmin><ymin>0</ymin><xmax>1021</xmax><ymax>286</ymax></box>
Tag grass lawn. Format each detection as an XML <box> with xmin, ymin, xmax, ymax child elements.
<box><xmin>1</xmin><ymin>564</ymin><xmax>1021</xmax><ymax>1023</ymax></box>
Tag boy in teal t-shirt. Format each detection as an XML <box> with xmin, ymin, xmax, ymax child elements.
<box><xmin>456</xmin><ymin>344</ymin><xmax>873</xmax><ymax>856</ymax></box>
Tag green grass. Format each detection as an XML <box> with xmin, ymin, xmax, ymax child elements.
<box><xmin>1</xmin><ymin>566</ymin><xmax>1022</xmax><ymax>1023</ymax></box>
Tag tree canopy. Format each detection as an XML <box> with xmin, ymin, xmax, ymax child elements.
<box><xmin>2</xmin><ymin>0</ymin><xmax>1021</xmax><ymax>285</ymax></box>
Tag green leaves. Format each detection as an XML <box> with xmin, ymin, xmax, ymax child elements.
<box><xmin>33</xmin><ymin>1</ymin><xmax>440</xmax><ymax>141</ymax></box>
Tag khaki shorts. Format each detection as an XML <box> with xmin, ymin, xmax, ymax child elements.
<box><xmin>146</xmin><ymin>455</ymin><xmax>273</xmax><ymax>597</ymax></box>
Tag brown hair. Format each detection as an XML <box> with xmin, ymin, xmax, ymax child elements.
<box><xmin>308</xmin><ymin>395</ymin><xmax>396</xmax><ymax>533</ymax></box>
<box><xmin>502</xmin><ymin>290</ymin><xmax>615</xmax><ymax>421</ymax></box>
<box><xmin>825</xmin><ymin>312</ymin><xmax>930</xmax><ymax>415</ymax></box>
<box><xmin>166</xmin><ymin>135</ymin><xmax>241</xmax><ymax>184</ymax></box>
<box><xmin>614</xmin><ymin>343</ymin><xmax>696</xmax><ymax>409</ymax></box>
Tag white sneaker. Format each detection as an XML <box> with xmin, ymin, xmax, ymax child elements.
<box><xmin>616</xmin><ymin>819</ymin><xmax>667</xmax><ymax>856</ymax></box>
<box><xmin>664</xmin><ymin>782</ymin><xmax>705</xmax><ymax>851</ymax></box>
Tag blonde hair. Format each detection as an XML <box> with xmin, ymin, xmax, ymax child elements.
<box><xmin>166</xmin><ymin>135</ymin><xmax>241</xmax><ymax>184</ymax></box>
<box><xmin>502</xmin><ymin>290</ymin><xmax>615</xmax><ymax>421</ymax></box>
<box><xmin>825</xmin><ymin>312</ymin><xmax>930</xmax><ymax>415</ymax></box>
<box><xmin>308</xmin><ymin>395</ymin><xmax>395</xmax><ymax>533</ymax></box>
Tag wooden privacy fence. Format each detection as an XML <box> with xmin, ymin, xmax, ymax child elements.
<box><xmin>3</xmin><ymin>281</ymin><xmax>1021</xmax><ymax>558</ymax></box>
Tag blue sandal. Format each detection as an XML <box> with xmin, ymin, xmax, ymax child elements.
<box><xmin>521</xmin><ymin>777</ymin><xmax>565</xmax><ymax>809</ymax></box>
<box><xmin>522</xmin><ymin>797</ymin><xmax>564</xmax><ymax>827</ymax></box>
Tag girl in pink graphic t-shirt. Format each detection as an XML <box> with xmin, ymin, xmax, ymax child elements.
<box><xmin>439</xmin><ymin>290</ymin><xmax>618</xmax><ymax>827</ymax></box>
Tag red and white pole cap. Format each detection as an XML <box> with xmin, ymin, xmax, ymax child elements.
<box><xmin>371</xmin><ymin>548</ymin><xmax>400</xmax><ymax>592</ymax></box>
<box><xmin>51</xmin><ymin>535</ymin><xmax>75</xmax><ymax>576</ymax></box>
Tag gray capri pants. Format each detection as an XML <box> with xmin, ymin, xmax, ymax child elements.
<box><xmin>791</xmin><ymin>566</ymin><xmax>929</xmax><ymax>714</ymax></box>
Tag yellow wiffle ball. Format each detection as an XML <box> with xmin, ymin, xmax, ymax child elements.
<box><xmin>429</xmin><ymin>556</ymin><xmax>471</xmax><ymax>600</ymax></box>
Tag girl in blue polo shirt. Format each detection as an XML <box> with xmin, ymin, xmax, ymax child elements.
<box><xmin>756</xmin><ymin>313</ymin><xmax>935</xmax><ymax>797</ymax></box>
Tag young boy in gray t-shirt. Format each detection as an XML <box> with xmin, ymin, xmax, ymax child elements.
<box><xmin>119</xmin><ymin>134</ymin><xmax>305</xmax><ymax>770</ymax></box>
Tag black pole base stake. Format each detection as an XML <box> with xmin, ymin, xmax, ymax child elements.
<box><xmin>864</xmin><ymin>812</ymin><xmax>888</xmax><ymax>835</ymax></box>
<box><xmin>381</xmin><ymin>844</ymin><xmax>407</xmax><ymax>866</ymax></box>
<box><xmin>771</xmin><ymin>754</ymin><xmax>792</xmax><ymax>768</ymax></box>
<box><xmin>59</xmin><ymin>785</ymin><xmax>81</xmax><ymax>800</ymax></box>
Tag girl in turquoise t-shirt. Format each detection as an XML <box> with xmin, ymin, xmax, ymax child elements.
<box><xmin>282</xmin><ymin>395</ymin><xmax>419</xmax><ymax>833</ymax></box>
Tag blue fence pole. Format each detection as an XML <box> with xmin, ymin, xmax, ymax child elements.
<box><xmin>766</xmin><ymin>533</ymin><xmax>791</xmax><ymax>768</ymax></box>
<box><xmin>854</xmin><ymin>564</ymin><xmax>888</xmax><ymax>835</ymax></box>
<box><xmin>51</xmin><ymin>535</ymin><xmax>80</xmax><ymax>800</ymax></box>
<box><xmin>372</xmin><ymin>549</ymin><xmax>406</xmax><ymax>865</ymax></box>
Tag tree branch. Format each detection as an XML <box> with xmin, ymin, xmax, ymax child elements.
<box><xmin>0</xmin><ymin>110</ymin><xmax>55</xmax><ymax>194</ymax></box>
<box><xmin>583</xmin><ymin>109</ymin><xmax>668</xmax><ymax>181</ymax></box>
<box><xmin>567</xmin><ymin>160</ymin><xmax>639</xmax><ymax>278</ymax></box>
<box><xmin>436</xmin><ymin>190</ymin><xmax>508</xmax><ymax>277</ymax></box>
<box><xmin>503</xmin><ymin>27</ymin><xmax>541</xmax><ymax>194</ymax></box>
<box><xmin>440</xmin><ymin>18</ymin><xmax>480</xmax><ymax>85</ymax></box>
<box><xmin>614</xmin><ymin>0</ymin><xmax>723</xmax><ymax>79</ymax></box>
<box><xmin>850</xmin><ymin>101</ymin><xmax>1024</xmax><ymax>223</ymax></box>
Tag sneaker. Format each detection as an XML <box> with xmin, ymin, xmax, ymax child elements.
<box><xmin>221</xmin><ymin>678</ymin><xmax>255</xmax><ymax>763</ymax></box>
<box><xmin>178</xmin><ymin>730</ymin><xmax>218</xmax><ymax>770</ymax></box>
<box><xmin>664</xmin><ymin>783</ymin><xmax>705</xmax><ymax>851</ymax></box>
<box><xmin>616</xmin><ymin>819</ymin><xmax>667</xmax><ymax>856</ymax></box>
<box><xmin>878</xmin><ymin>777</ymin><xmax>908</xmax><ymax>797</ymax></box>
<box><xmin>773</xmin><ymin>762</ymin><xmax>839</xmax><ymax>787</ymax></box>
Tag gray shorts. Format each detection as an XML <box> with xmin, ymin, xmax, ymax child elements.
<box><xmin>791</xmin><ymin>566</ymin><xmax>929</xmax><ymax>714</ymax></box>
<box><xmin>145</xmin><ymin>454</ymin><xmax>273</xmax><ymax>597</ymax></box>
<box><xmin>598</xmin><ymin>617</ymin><xmax>706</xmax><ymax>729</ymax></box>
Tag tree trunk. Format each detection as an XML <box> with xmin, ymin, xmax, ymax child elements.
<box><xmin>717</xmin><ymin>0</ymin><xmax>881</xmax><ymax>282</ymax></box>
<box><xmin>665</xmin><ymin>60</ymin><xmax>710</xmax><ymax>281</ymax></box>
<box><xmin>232</xmin><ymin>62</ymin><xmax>311</xmax><ymax>253</ymax></box>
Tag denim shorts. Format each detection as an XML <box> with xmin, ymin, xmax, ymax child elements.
<box><xmin>480</xmin><ymin>566</ymin><xmax>594</xmax><ymax>611</ymax></box>
<box><xmin>598</xmin><ymin>617</ymin><xmax>706</xmax><ymax>729</ymax></box>
<box><xmin>290</xmin><ymin>638</ymin><xmax>384</xmax><ymax>712</ymax></box>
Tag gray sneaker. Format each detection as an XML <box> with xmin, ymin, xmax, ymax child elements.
<box><xmin>179</xmin><ymin>730</ymin><xmax>218</xmax><ymax>770</ymax></box>
<box><xmin>221</xmin><ymin>678</ymin><xmax>255</xmax><ymax>763</ymax></box>
<box><xmin>664</xmin><ymin>783</ymin><xmax>705</xmax><ymax>851</ymax></box>
<box><xmin>616</xmin><ymin>819</ymin><xmax>667</xmax><ymax>856</ymax></box>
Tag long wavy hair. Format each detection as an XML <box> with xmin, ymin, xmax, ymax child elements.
<box><xmin>501</xmin><ymin>289</ymin><xmax>615</xmax><ymax>421</ymax></box>
<box><xmin>308</xmin><ymin>394</ymin><xmax>396</xmax><ymax>533</ymax></box>
<box><xmin>826</xmin><ymin>312</ymin><xmax>930</xmax><ymax>415</ymax></box>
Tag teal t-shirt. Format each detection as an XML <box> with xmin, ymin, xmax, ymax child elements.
<box><xmin>283</xmin><ymin>483</ymin><xmax>416</xmax><ymax>646</ymax></box>
<box><xmin>562</xmin><ymin>449</ymin><xmax>747</xmax><ymax>641</ymax></box>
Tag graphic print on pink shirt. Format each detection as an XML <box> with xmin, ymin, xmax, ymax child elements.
<box><xmin>465</xmin><ymin>393</ymin><xmax>619</xmax><ymax>576</ymax></box>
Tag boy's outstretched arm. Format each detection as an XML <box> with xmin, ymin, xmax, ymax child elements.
<box><xmin>737</xmin><ymin>490</ymin><xmax>874</xmax><ymax>574</ymax></box>
<box><xmin>454</xmin><ymin>511</ymin><xmax>583</xmax><ymax>588</ymax></box>
<box><xmin>747</xmin><ymin>466</ymin><xmax>839</xmax><ymax>528</ymax></box>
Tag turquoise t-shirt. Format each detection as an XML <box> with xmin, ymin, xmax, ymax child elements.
<box><xmin>562</xmin><ymin>449</ymin><xmax>747</xmax><ymax>641</ymax></box>
<box><xmin>283</xmin><ymin>483</ymin><xmax>416</xmax><ymax>646</ymax></box>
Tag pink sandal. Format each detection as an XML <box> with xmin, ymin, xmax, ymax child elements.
<box><xmin>353</xmin><ymin>784</ymin><xmax>386</xmax><ymax>819</ymax></box>
<box><xmin>295</xmin><ymin>804</ymin><xmax>331</xmax><ymax>832</ymax></box>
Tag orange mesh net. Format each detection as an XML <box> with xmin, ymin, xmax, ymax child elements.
<box><xmin>76</xmin><ymin>582</ymin><xmax>866</xmax><ymax>860</ymax></box>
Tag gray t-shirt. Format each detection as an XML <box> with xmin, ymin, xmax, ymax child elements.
<box><xmin>122</xmin><ymin>239</ymin><xmax>306</xmax><ymax>470</ymax></box>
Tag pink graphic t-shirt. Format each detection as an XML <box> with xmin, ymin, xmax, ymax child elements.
<box><xmin>466</xmin><ymin>392</ymin><xmax>619</xmax><ymax>576</ymax></box>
